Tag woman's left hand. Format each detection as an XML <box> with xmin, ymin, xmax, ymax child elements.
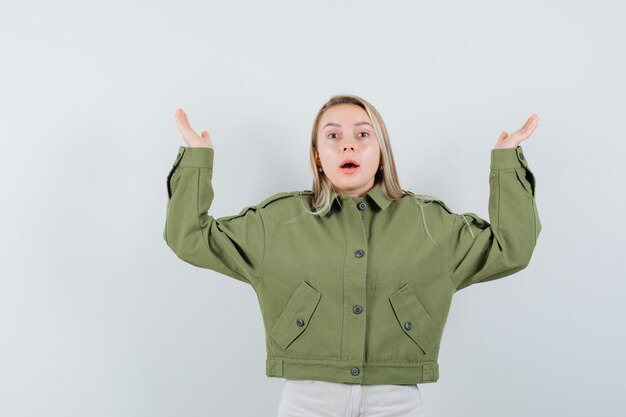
<box><xmin>494</xmin><ymin>114</ymin><xmax>539</xmax><ymax>149</ymax></box>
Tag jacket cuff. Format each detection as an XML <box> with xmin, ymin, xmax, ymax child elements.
<box><xmin>490</xmin><ymin>146</ymin><xmax>528</xmax><ymax>169</ymax></box>
<box><xmin>175</xmin><ymin>146</ymin><xmax>214</xmax><ymax>168</ymax></box>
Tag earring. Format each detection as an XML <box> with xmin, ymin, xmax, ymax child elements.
<box><xmin>318</xmin><ymin>166</ymin><xmax>323</xmax><ymax>173</ymax></box>
<box><xmin>378</xmin><ymin>165</ymin><xmax>383</xmax><ymax>171</ymax></box>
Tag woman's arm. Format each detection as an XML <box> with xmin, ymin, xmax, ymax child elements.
<box><xmin>447</xmin><ymin>145</ymin><xmax>541</xmax><ymax>291</ymax></box>
<box><xmin>163</xmin><ymin>146</ymin><xmax>266</xmax><ymax>286</ymax></box>
<box><xmin>447</xmin><ymin>114</ymin><xmax>541</xmax><ymax>291</ymax></box>
<box><xmin>162</xmin><ymin>108</ymin><xmax>265</xmax><ymax>286</ymax></box>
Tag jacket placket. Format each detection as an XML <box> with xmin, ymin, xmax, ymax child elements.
<box><xmin>339</xmin><ymin>196</ymin><xmax>370</xmax><ymax>381</ymax></box>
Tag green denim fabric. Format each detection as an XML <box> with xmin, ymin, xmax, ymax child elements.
<box><xmin>163</xmin><ymin>145</ymin><xmax>541</xmax><ymax>385</ymax></box>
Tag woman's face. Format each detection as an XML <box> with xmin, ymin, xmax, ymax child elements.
<box><xmin>315</xmin><ymin>104</ymin><xmax>381</xmax><ymax>197</ymax></box>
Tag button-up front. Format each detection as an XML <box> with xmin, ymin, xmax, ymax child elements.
<box><xmin>163</xmin><ymin>145</ymin><xmax>541</xmax><ymax>385</ymax></box>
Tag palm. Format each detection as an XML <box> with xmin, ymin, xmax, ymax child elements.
<box><xmin>494</xmin><ymin>114</ymin><xmax>538</xmax><ymax>149</ymax></box>
<box><xmin>174</xmin><ymin>108</ymin><xmax>213</xmax><ymax>149</ymax></box>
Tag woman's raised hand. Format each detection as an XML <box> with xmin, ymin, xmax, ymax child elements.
<box><xmin>174</xmin><ymin>108</ymin><xmax>214</xmax><ymax>149</ymax></box>
<box><xmin>494</xmin><ymin>114</ymin><xmax>538</xmax><ymax>149</ymax></box>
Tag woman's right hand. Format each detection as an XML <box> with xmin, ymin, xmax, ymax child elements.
<box><xmin>174</xmin><ymin>108</ymin><xmax>214</xmax><ymax>149</ymax></box>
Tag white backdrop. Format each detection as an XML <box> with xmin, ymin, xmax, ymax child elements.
<box><xmin>1</xmin><ymin>1</ymin><xmax>624</xmax><ymax>416</ymax></box>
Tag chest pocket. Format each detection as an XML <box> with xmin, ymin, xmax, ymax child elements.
<box><xmin>270</xmin><ymin>281</ymin><xmax>322</xmax><ymax>350</ymax></box>
<box><xmin>389</xmin><ymin>283</ymin><xmax>440</xmax><ymax>354</ymax></box>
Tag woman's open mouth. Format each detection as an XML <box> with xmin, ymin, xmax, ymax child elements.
<box><xmin>340</xmin><ymin>160</ymin><xmax>360</xmax><ymax>174</ymax></box>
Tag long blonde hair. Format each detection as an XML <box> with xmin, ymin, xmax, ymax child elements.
<box><xmin>300</xmin><ymin>94</ymin><xmax>450</xmax><ymax>243</ymax></box>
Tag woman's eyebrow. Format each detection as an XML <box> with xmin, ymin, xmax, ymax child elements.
<box><xmin>322</xmin><ymin>121</ymin><xmax>373</xmax><ymax>129</ymax></box>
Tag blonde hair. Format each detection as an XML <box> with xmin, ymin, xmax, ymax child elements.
<box><xmin>298</xmin><ymin>94</ymin><xmax>451</xmax><ymax>243</ymax></box>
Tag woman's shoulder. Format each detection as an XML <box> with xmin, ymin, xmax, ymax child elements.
<box><xmin>255</xmin><ymin>189</ymin><xmax>312</xmax><ymax>209</ymax></box>
<box><xmin>401</xmin><ymin>189</ymin><xmax>455</xmax><ymax>214</ymax></box>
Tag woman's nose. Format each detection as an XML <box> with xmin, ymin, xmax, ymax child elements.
<box><xmin>342</xmin><ymin>138</ymin><xmax>358</xmax><ymax>150</ymax></box>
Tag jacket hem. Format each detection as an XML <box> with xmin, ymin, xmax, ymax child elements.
<box><xmin>265</xmin><ymin>357</ymin><xmax>439</xmax><ymax>385</ymax></box>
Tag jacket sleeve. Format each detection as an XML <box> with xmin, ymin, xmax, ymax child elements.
<box><xmin>163</xmin><ymin>146</ymin><xmax>265</xmax><ymax>286</ymax></box>
<box><xmin>447</xmin><ymin>146</ymin><xmax>541</xmax><ymax>291</ymax></box>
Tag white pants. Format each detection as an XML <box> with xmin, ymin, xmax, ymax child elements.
<box><xmin>277</xmin><ymin>378</ymin><xmax>425</xmax><ymax>417</ymax></box>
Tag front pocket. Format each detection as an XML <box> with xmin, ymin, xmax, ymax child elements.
<box><xmin>270</xmin><ymin>281</ymin><xmax>322</xmax><ymax>350</ymax></box>
<box><xmin>389</xmin><ymin>283</ymin><xmax>439</xmax><ymax>354</ymax></box>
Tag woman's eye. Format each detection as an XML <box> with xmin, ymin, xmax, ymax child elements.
<box><xmin>327</xmin><ymin>132</ymin><xmax>369</xmax><ymax>139</ymax></box>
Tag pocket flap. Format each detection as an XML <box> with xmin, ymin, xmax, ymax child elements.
<box><xmin>389</xmin><ymin>283</ymin><xmax>439</xmax><ymax>354</ymax></box>
<box><xmin>270</xmin><ymin>281</ymin><xmax>322</xmax><ymax>350</ymax></box>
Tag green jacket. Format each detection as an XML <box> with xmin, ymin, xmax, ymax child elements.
<box><xmin>163</xmin><ymin>145</ymin><xmax>541</xmax><ymax>385</ymax></box>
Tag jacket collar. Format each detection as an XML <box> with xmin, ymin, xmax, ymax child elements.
<box><xmin>329</xmin><ymin>182</ymin><xmax>392</xmax><ymax>213</ymax></box>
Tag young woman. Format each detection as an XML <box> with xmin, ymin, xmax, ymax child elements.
<box><xmin>164</xmin><ymin>95</ymin><xmax>541</xmax><ymax>417</ymax></box>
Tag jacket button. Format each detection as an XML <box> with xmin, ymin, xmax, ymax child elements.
<box><xmin>353</xmin><ymin>305</ymin><xmax>363</xmax><ymax>314</ymax></box>
<box><xmin>296</xmin><ymin>318</ymin><xmax>305</xmax><ymax>327</ymax></box>
<box><xmin>355</xmin><ymin>249</ymin><xmax>365</xmax><ymax>258</ymax></box>
<box><xmin>404</xmin><ymin>321</ymin><xmax>413</xmax><ymax>330</ymax></box>
<box><xmin>351</xmin><ymin>367</ymin><xmax>360</xmax><ymax>376</ymax></box>
<box><xmin>357</xmin><ymin>202</ymin><xmax>367</xmax><ymax>210</ymax></box>
<box><xmin>519</xmin><ymin>151</ymin><xmax>525</xmax><ymax>160</ymax></box>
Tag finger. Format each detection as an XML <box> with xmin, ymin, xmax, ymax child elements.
<box><xmin>524</xmin><ymin>115</ymin><xmax>537</xmax><ymax>135</ymax></box>
<box><xmin>174</xmin><ymin>108</ymin><xmax>187</xmax><ymax>133</ymax></box>
<box><xmin>175</xmin><ymin>108</ymin><xmax>191</xmax><ymax>129</ymax></box>
<box><xmin>520</xmin><ymin>115</ymin><xmax>538</xmax><ymax>135</ymax></box>
<box><xmin>523</xmin><ymin>113</ymin><xmax>538</xmax><ymax>129</ymax></box>
<box><xmin>181</xmin><ymin>111</ymin><xmax>192</xmax><ymax>130</ymax></box>
<box><xmin>175</xmin><ymin>111</ymin><xmax>200</xmax><ymax>143</ymax></box>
